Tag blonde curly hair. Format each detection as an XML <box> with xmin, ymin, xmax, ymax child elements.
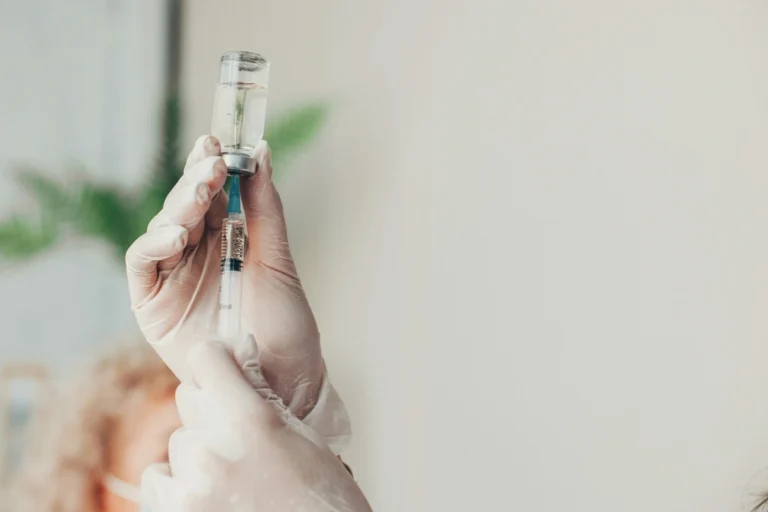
<box><xmin>9</xmin><ymin>342</ymin><xmax>178</xmax><ymax>512</ymax></box>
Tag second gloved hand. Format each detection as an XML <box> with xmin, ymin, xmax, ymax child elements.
<box><xmin>125</xmin><ymin>136</ymin><xmax>349</xmax><ymax>450</ymax></box>
<box><xmin>142</xmin><ymin>338</ymin><xmax>372</xmax><ymax>512</ymax></box>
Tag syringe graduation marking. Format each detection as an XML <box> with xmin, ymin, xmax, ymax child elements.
<box><xmin>218</xmin><ymin>175</ymin><xmax>245</xmax><ymax>337</ymax></box>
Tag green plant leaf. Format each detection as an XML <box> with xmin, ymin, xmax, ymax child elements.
<box><xmin>0</xmin><ymin>98</ymin><xmax>330</xmax><ymax>264</ymax></box>
<box><xmin>134</xmin><ymin>184</ymin><xmax>167</xmax><ymax>237</ymax></box>
<box><xmin>0</xmin><ymin>215</ymin><xmax>59</xmax><ymax>259</ymax></box>
<box><xmin>14</xmin><ymin>167</ymin><xmax>76</xmax><ymax>220</ymax></box>
<box><xmin>265</xmin><ymin>102</ymin><xmax>329</xmax><ymax>177</ymax></box>
<box><xmin>70</xmin><ymin>183</ymin><xmax>138</xmax><ymax>258</ymax></box>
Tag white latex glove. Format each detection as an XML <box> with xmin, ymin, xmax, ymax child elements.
<box><xmin>125</xmin><ymin>136</ymin><xmax>350</xmax><ymax>451</ymax></box>
<box><xmin>141</xmin><ymin>338</ymin><xmax>371</xmax><ymax>512</ymax></box>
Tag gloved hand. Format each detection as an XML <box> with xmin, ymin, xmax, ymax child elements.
<box><xmin>141</xmin><ymin>339</ymin><xmax>372</xmax><ymax>512</ymax></box>
<box><xmin>125</xmin><ymin>136</ymin><xmax>349</xmax><ymax>451</ymax></box>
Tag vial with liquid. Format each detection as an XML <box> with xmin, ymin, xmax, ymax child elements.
<box><xmin>211</xmin><ymin>51</ymin><xmax>270</xmax><ymax>175</ymax></box>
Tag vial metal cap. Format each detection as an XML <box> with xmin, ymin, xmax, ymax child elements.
<box><xmin>222</xmin><ymin>154</ymin><xmax>257</xmax><ymax>176</ymax></box>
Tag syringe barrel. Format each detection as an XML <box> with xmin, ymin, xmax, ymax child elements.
<box><xmin>218</xmin><ymin>216</ymin><xmax>246</xmax><ymax>340</ymax></box>
<box><xmin>218</xmin><ymin>268</ymin><xmax>243</xmax><ymax>340</ymax></box>
<box><xmin>220</xmin><ymin>217</ymin><xmax>246</xmax><ymax>263</ymax></box>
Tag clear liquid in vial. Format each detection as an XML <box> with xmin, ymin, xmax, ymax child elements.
<box><xmin>211</xmin><ymin>82</ymin><xmax>268</xmax><ymax>157</ymax></box>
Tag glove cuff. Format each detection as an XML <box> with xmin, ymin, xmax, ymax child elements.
<box><xmin>302</xmin><ymin>367</ymin><xmax>352</xmax><ymax>454</ymax></box>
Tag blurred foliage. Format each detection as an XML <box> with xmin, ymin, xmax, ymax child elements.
<box><xmin>0</xmin><ymin>98</ymin><xmax>328</xmax><ymax>262</ymax></box>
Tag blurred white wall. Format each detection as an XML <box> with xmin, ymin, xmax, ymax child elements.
<box><xmin>184</xmin><ymin>1</ymin><xmax>768</xmax><ymax>511</ymax></box>
<box><xmin>0</xmin><ymin>0</ymin><xmax>164</xmax><ymax>369</ymax></box>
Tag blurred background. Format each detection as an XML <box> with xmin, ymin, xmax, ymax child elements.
<box><xmin>3</xmin><ymin>1</ymin><xmax>768</xmax><ymax>511</ymax></box>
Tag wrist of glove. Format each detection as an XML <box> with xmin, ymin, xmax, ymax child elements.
<box><xmin>154</xmin><ymin>332</ymin><xmax>352</xmax><ymax>454</ymax></box>
<box><xmin>301</xmin><ymin>370</ymin><xmax>352</xmax><ymax>454</ymax></box>
<box><xmin>233</xmin><ymin>334</ymin><xmax>352</xmax><ymax>455</ymax></box>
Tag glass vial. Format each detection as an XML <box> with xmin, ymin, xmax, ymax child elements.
<box><xmin>211</xmin><ymin>51</ymin><xmax>270</xmax><ymax>175</ymax></box>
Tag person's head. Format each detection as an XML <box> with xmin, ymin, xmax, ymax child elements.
<box><xmin>10</xmin><ymin>343</ymin><xmax>180</xmax><ymax>512</ymax></box>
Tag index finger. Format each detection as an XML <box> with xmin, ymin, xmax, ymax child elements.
<box><xmin>147</xmin><ymin>156</ymin><xmax>228</xmax><ymax>234</ymax></box>
<box><xmin>186</xmin><ymin>135</ymin><xmax>221</xmax><ymax>169</ymax></box>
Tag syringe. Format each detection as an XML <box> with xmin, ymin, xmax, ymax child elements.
<box><xmin>218</xmin><ymin>175</ymin><xmax>246</xmax><ymax>340</ymax></box>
